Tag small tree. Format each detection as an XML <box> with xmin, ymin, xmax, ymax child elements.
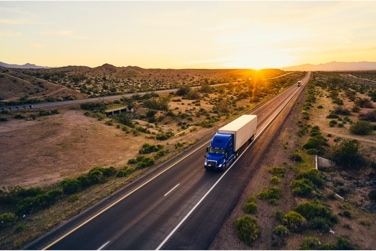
<box><xmin>331</xmin><ymin>139</ymin><xmax>365</xmax><ymax>170</ymax></box>
<box><xmin>350</xmin><ymin>120</ymin><xmax>373</xmax><ymax>135</ymax></box>
<box><xmin>235</xmin><ymin>215</ymin><xmax>260</xmax><ymax>246</ymax></box>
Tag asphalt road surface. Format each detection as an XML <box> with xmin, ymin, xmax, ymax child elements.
<box><xmin>24</xmin><ymin>73</ymin><xmax>310</xmax><ymax>250</ymax></box>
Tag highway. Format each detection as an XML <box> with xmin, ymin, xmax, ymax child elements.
<box><xmin>25</xmin><ymin>73</ymin><xmax>310</xmax><ymax>250</ymax></box>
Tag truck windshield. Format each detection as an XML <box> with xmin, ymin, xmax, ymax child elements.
<box><xmin>208</xmin><ymin>147</ymin><xmax>225</xmax><ymax>155</ymax></box>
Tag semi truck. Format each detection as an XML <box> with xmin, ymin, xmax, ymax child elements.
<box><xmin>204</xmin><ymin>114</ymin><xmax>257</xmax><ymax>171</ymax></box>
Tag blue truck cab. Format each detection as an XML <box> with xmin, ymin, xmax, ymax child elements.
<box><xmin>204</xmin><ymin>114</ymin><xmax>257</xmax><ymax>171</ymax></box>
<box><xmin>204</xmin><ymin>133</ymin><xmax>236</xmax><ymax>171</ymax></box>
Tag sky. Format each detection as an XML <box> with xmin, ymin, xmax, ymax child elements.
<box><xmin>1</xmin><ymin>1</ymin><xmax>376</xmax><ymax>69</ymax></box>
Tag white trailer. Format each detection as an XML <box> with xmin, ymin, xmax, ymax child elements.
<box><xmin>218</xmin><ymin>114</ymin><xmax>257</xmax><ymax>152</ymax></box>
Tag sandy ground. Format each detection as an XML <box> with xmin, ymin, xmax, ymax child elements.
<box><xmin>0</xmin><ymin>109</ymin><xmax>144</xmax><ymax>188</ymax></box>
<box><xmin>210</xmin><ymin>87</ymin><xmax>376</xmax><ymax>249</ymax></box>
<box><xmin>1</xmin><ymin>85</ymin><xmax>376</xmax><ymax>249</ymax></box>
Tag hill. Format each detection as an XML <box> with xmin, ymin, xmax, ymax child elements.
<box><xmin>0</xmin><ymin>64</ymin><xmax>284</xmax><ymax>105</ymax></box>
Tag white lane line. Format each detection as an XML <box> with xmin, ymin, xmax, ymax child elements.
<box><xmin>155</xmin><ymin>81</ymin><xmax>302</xmax><ymax>250</ymax></box>
<box><xmin>97</xmin><ymin>240</ymin><xmax>110</xmax><ymax>250</ymax></box>
<box><xmin>164</xmin><ymin>183</ymin><xmax>180</xmax><ymax>197</ymax></box>
<box><xmin>42</xmin><ymin>140</ymin><xmax>210</xmax><ymax>250</ymax></box>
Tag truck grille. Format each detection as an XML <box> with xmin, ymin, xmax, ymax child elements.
<box><xmin>207</xmin><ymin>160</ymin><xmax>217</xmax><ymax>167</ymax></box>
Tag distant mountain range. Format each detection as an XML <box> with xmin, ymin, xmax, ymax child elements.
<box><xmin>1</xmin><ymin>61</ymin><xmax>376</xmax><ymax>71</ymax></box>
<box><xmin>0</xmin><ymin>61</ymin><xmax>49</xmax><ymax>69</ymax></box>
<box><xmin>282</xmin><ymin>61</ymin><xmax>376</xmax><ymax>71</ymax></box>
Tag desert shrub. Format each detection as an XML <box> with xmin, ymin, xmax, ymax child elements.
<box><xmin>116</xmin><ymin>113</ymin><xmax>134</xmax><ymax>127</ymax></box>
<box><xmin>299</xmin><ymin>237</ymin><xmax>321</xmax><ymax>250</ymax></box>
<box><xmin>80</xmin><ymin>102</ymin><xmax>105</xmax><ymax>111</ymax></box>
<box><xmin>291</xmin><ymin>178</ymin><xmax>314</xmax><ymax>197</ymax></box>
<box><xmin>154</xmin><ymin>149</ymin><xmax>169</xmax><ymax>160</ymax></box>
<box><xmin>243</xmin><ymin>201</ymin><xmax>257</xmax><ymax>214</ymax></box>
<box><xmin>88</xmin><ymin>167</ymin><xmax>105</xmax><ymax>184</ymax></box>
<box><xmin>359</xmin><ymin>110</ymin><xmax>376</xmax><ymax>122</ymax></box>
<box><xmin>272</xmin><ymin>225</ymin><xmax>289</xmax><ymax>237</ymax></box>
<box><xmin>234</xmin><ymin>215</ymin><xmax>260</xmax><ymax>246</ymax></box>
<box><xmin>77</xmin><ymin>174</ymin><xmax>91</xmax><ymax>189</ymax></box>
<box><xmin>156</xmin><ymin>131</ymin><xmax>174</xmax><ymax>140</ymax></box>
<box><xmin>350</xmin><ymin>120</ymin><xmax>373</xmax><ymax>135</ymax></box>
<box><xmin>281</xmin><ymin>211</ymin><xmax>307</xmax><ymax>232</ymax></box>
<box><xmin>330</xmin><ymin>237</ymin><xmax>355</xmax><ymax>249</ymax></box>
<box><xmin>327</xmin><ymin>113</ymin><xmax>339</xmax><ymax>119</ymax></box>
<box><xmin>269</xmin><ymin>167</ymin><xmax>286</xmax><ymax>177</ymax></box>
<box><xmin>334</xmin><ymin>106</ymin><xmax>351</xmax><ymax>116</ymax></box>
<box><xmin>270</xmin><ymin>176</ymin><xmax>280</xmax><ymax>184</ymax></box>
<box><xmin>136</xmin><ymin>157</ymin><xmax>154</xmax><ymax>169</ymax></box>
<box><xmin>175</xmin><ymin>86</ymin><xmax>191</xmax><ymax>96</ymax></box>
<box><xmin>309</xmin><ymin>216</ymin><xmax>332</xmax><ymax>232</ymax></box>
<box><xmin>272</xmin><ymin>225</ymin><xmax>289</xmax><ymax>247</ymax></box>
<box><xmin>335</xmin><ymin>186</ymin><xmax>351</xmax><ymax>197</ymax></box>
<box><xmin>128</xmin><ymin>158</ymin><xmax>137</xmax><ymax>164</ymax></box>
<box><xmin>340</xmin><ymin>210</ymin><xmax>352</xmax><ymax>218</ymax></box>
<box><xmin>0</xmin><ymin>212</ymin><xmax>17</xmax><ymax>229</ymax></box>
<box><xmin>61</xmin><ymin>178</ymin><xmax>82</xmax><ymax>195</ymax></box>
<box><xmin>290</xmin><ymin>151</ymin><xmax>303</xmax><ymax>162</ymax></box>
<box><xmin>329</xmin><ymin>120</ymin><xmax>337</xmax><ymax>127</ymax></box>
<box><xmin>355</xmin><ymin>97</ymin><xmax>374</xmax><ymax>108</ymax></box>
<box><xmin>352</xmin><ymin>105</ymin><xmax>360</xmax><ymax>112</ymax></box>
<box><xmin>303</xmin><ymin>135</ymin><xmax>327</xmax><ymax>155</ymax></box>
<box><xmin>295</xmin><ymin>200</ymin><xmax>338</xmax><ymax>231</ymax></box>
<box><xmin>139</xmin><ymin>143</ymin><xmax>163</xmax><ymax>154</ymax></box>
<box><xmin>258</xmin><ymin>186</ymin><xmax>282</xmax><ymax>204</ymax></box>
<box><xmin>330</xmin><ymin>139</ymin><xmax>365</xmax><ymax>170</ymax></box>
<box><xmin>296</xmin><ymin>169</ymin><xmax>324</xmax><ymax>188</ymax></box>
<box><xmin>369</xmin><ymin>189</ymin><xmax>376</xmax><ymax>202</ymax></box>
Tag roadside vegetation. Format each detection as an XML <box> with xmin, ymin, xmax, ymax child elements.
<box><xmin>0</xmin><ymin>68</ymin><xmax>305</xmax><ymax>249</ymax></box>
<box><xmin>234</xmin><ymin>71</ymin><xmax>376</xmax><ymax>249</ymax></box>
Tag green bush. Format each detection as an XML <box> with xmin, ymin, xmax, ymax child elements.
<box><xmin>291</xmin><ymin>178</ymin><xmax>314</xmax><ymax>197</ymax></box>
<box><xmin>156</xmin><ymin>131</ymin><xmax>174</xmax><ymax>140</ymax></box>
<box><xmin>234</xmin><ymin>215</ymin><xmax>260</xmax><ymax>246</ymax></box>
<box><xmin>281</xmin><ymin>211</ymin><xmax>307</xmax><ymax>232</ymax></box>
<box><xmin>268</xmin><ymin>167</ymin><xmax>286</xmax><ymax>177</ymax></box>
<box><xmin>0</xmin><ymin>212</ymin><xmax>17</xmax><ymax>229</ymax></box>
<box><xmin>243</xmin><ymin>201</ymin><xmax>257</xmax><ymax>214</ymax></box>
<box><xmin>296</xmin><ymin>169</ymin><xmax>324</xmax><ymax>188</ymax></box>
<box><xmin>330</xmin><ymin>139</ymin><xmax>365</xmax><ymax>170</ymax></box>
<box><xmin>300</xmin><ymin>236</ymin><xmax>321</xmax><ymax>250</ymax></box>
<box><xmin>258</xmin><ymin>186</ymin><xmax>282</xmax><ymax>200</ymax></box>
<box><xmin>61</xmin><ymin>178</ymin><xmax>82</xmax><ymax>195</ymax></box>
<box><xmin>329</xmin><ymin>120</ymin><xmax>337</xmax><ymax>127</ymax></box>
<box><xmin>270</xmin><ymin>176</ymin><xmax>280</xmax><ymax>184</ymax></box>
<box><xmin>273</xmin><ymin>225</ymin><xmax>289</xmax><ymax>237</ymax></box>
<box><xmin>350</xmin><ymin>120</ymin><xmax>373</xmax><ymax>135</ymax></box>
<box><xmin>272</xmin><ymin>224</ymin><xmax>289</xmax><ymax>247</ymax></box>
<box><xmin>136</xmin><ymin>157</ymin><xmax>155</xmax><ymax>169</ymax></box>
<box><xmin>290</xmin><ymin>151</ymin><xmax>303</xmax><ymax>162</ymax></box>
<box><xmin>303</xmin><ymin>135</ymin><xmax>327</xmax><ymax>155</ymax></box>
<box><xmin>294</xmin><ymin>200</ymin><xmax>338</xmax><ymax>231</ymax></box>
<box><xmin>139</xmin><ymin>143</ymin><xmax>163</xmax><ymax>154</ymax></box>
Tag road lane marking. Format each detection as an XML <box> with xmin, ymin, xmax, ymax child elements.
<box><xmin>97</xmin><ymin>241</ymin><xmax>110</xmax><ymax>250</ymax></box>
<box><xmin>41</xmin><ymin>75</ymin><xmax>306</xmax><ymax>250</ymax></box>
<box><xmin>41</xmin><ymin>140</ymin><xmax>210</xmax><ymax>250</ymax></box>
<box><xmin>164</xmin><ymin>183</ymin><xmax>180</xmax><ymax>197</ymax></box>
<box><xmin>156</xmin><ymin>78</ymin><xmax>303</xmax><ymax>250</ymax></box>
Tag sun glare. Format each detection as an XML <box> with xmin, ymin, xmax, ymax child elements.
<box><xmin>224</xmin><ymin>51</ymin><xmax>294</xmax><ymax>70</ymax></box>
